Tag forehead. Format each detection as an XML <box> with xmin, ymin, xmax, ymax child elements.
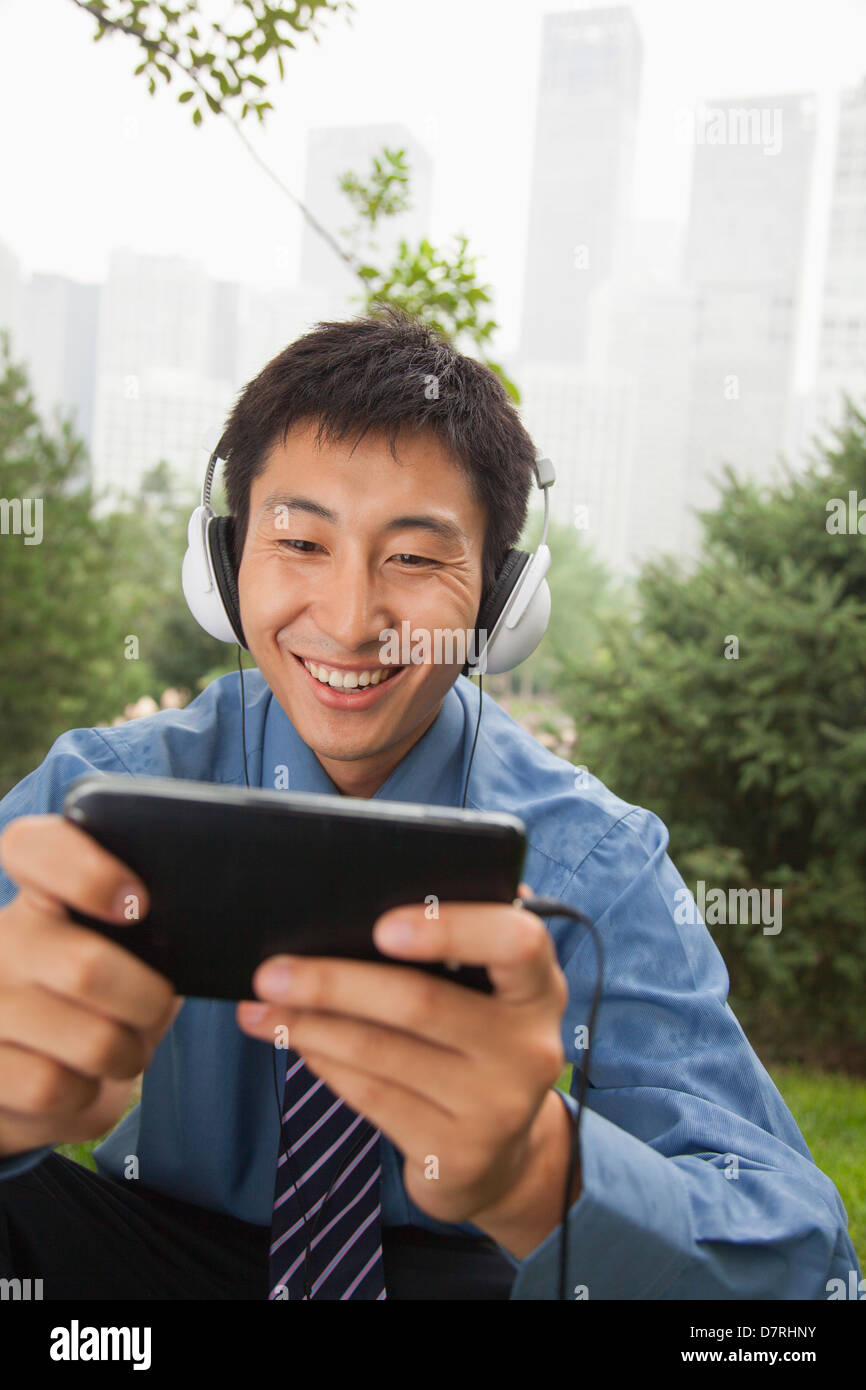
<box><xmin>250</xmin><ymin>420</ymin><xmax>486</xmax><ymax>527</ymax></box>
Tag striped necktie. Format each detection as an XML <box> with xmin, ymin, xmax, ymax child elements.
<box><xmin>268</xmin><ymin>1049</ymin><xmax>387</xmax><ymax>1300</ymax></box>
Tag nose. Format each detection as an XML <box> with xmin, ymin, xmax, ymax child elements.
<box><xmin>311</xmin><ymin>547</ymin><xmax>394</xmax><ymax>655</ymax></box>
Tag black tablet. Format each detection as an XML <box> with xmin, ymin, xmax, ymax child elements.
<box><xmin>62</xmin><ymin>774</ymin><xmax>527</xmax><ymax>1001</ymax></box>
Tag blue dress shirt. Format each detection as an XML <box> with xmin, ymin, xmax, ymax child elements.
<box><xmin>0</xmin><ymin>670</ymin><xmax>860</xmax><ymax>1299</ymax></box>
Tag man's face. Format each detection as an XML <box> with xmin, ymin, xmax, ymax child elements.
<box><xmin>238</xmin><ymin>419</ymin><xmax>487</xmax><ymax>798</ymax></box>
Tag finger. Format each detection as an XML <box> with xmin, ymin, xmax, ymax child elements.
<box><xmin>0</xmin><ymin>1040</ymin><xmax>101</xmax><ymax>1123</ymax></box>
<box><xmin>373</xmin><ymin>899</ymin><xmax>559</xmax><ymax>1005</ymax></box>
<box><xmin>0</xmin><ymin>815</ymin><xmax>149</xmax><ymax>923</ymax></box>
<box><xmin>9</xmin><ymin>897</ymin><xmax>177</xmax><ymax>1035</ymax></box>
<box><xmin>250</xmin><ymin>954</ymin><xmax>502</xmax><ymax>1056</ymax></box>
<box><xmin>237</xmin><ymin>1005</ymin><xmax>467</xmax><ymax>1115</ymax></box>
<box><xmin>0</xmin><ymin>1071</ymin><xmax>134</xmax><ymax>1152</ymax></box>
<box><xmin>0</xmin><ymin>985</ymin><xmax>152</xmax><ymax>1081</ymax></box>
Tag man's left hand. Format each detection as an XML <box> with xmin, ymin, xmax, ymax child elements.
<box><xmin>236</xmin><ymin>883</ymin><xmax>570</xmax><ymax>1245</ymax></box>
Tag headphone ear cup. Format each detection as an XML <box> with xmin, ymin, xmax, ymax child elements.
<box><xmin>182</xmin><ymin>505</ymin><xmax>238</xmax><ymax>645</ymax></box>
<box><xmin>209</xmin><ymin>515</ymin><xmax>247</xmax><ymax>648</ymax></box>
<box><xmin>482</xmin><ymin>571</ymin><xmax>551</xmax><ymax>675</ymax></box>
<box><xmin>462</xmin><ymin>550</ymin><xmax>531</xmax><ymax>677</ymax></box>
<box><xmin>477</xmin><ymin>550</ymin><xmax>531</xmax><ymax>636</ymax></box>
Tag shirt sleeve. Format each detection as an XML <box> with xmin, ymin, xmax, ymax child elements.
<box><xmin>507</xmin><ymin>805</ymin><xmax>862</xmax><ymax>1300</ymax></box>
<box><xmin>0</xmin><ymin>726</ymin><xmax>132</xmax><ymax>1181</ymax></box>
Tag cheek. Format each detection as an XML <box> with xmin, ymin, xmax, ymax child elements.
<box><xmin>239</xmin><ymin>556</ymin><xmax>298</xmax><ymax>629</ymax></box>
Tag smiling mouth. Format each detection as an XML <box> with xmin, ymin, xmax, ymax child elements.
<box><xmin>292</xmin><ymin>653</ymin><xmax>405</xmax><ymax>690</ymax></box>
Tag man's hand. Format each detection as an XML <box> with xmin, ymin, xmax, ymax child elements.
<box><xmin>236</xmin><ymin>883</ymin><xmax>575</xmax><ymax>1258</ymax></box>
<box><xmin>0</xmin><ymin>815</ymin><xmax>183</xmax><ymax>1160</ymax></box>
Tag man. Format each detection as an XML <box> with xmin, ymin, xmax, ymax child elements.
<box><xmin>0</xmin><ymin>307</ymin><xmax>859</xmax><ymax>1300</ymax></box>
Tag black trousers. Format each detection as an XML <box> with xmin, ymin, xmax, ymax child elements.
<box><xmin>0</xmin><ymin>1153</ymin><xmax>517</xmax><ymax>1300</ymax></box>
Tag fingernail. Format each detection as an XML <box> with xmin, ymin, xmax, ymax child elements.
<box><xmin>258</xmin><ymin>959</ymin><xmax>296</xmax><ymax>997</ymax></box>
<box><xmin>377</xmin><ymin>917</ymin><xmax>416</xmax><ymax>948</ymax></box>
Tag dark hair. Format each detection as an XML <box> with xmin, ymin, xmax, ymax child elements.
<box><xmin>219</xmin><ymin>304</ymin><xmax>537</xmax><ymax>601</ymax></box>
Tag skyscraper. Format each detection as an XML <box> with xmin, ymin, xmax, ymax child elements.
<box><xmin>0</xmin><ymin>244</ymin><xmax>99</xmax><ymax>460</ymax></box>
<box><xmin>682</xmin><ymin>94</ymin><xmax>816</xmax><ymax>542</ymax></box>
<box><xmin>90</xmin><ymin>249</ymin><xmax>233</xmax><ymax>503</ymax></box>
<box><xmin>587</xmin><ymin>269</ymin><xmax>695</xmax><ymax>572</ymax></box>
<box><xmin>300</xmin><ymin>124</ymin><xmax>433</xmax><ymax>297</ymax></box>
<box><xmin>518</xmin><ymin>6</ymin><xmax>643</xmax><ymax>366</ymax></box>
<box><xmin>814</xmin><ymin>77</ymin><xmax>866</xmax><ymax>447</ymax></box>
<box><xmin>515</xmin><ymin>359</ymin><xmax>636</xmax><ymax>573</ymax></box>
<box><xmin>22</xmin><ymin>273</ymin><xmax>100</xmax><ymax>452</ymax></box>
<box><xmin>88</xmin><ymin>249</ymin><xmax>349</xmax><ymax>505</ymax></box>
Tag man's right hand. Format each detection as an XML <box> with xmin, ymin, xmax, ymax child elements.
<box><xmin>0</xmin><ymin>814</ymin><xmax>181</xmax><ymax>1160</ymax></box>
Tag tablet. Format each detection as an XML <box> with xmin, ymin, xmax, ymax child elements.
<box><xmin>62</xmin><ymin>774</ymin><xmax>527</xmax><ymax>1000</ymax></box>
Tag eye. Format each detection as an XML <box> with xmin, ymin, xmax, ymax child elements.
<box><xmin>277</xmin><ymin>540</ymin><xmax>321</xmax><ymax>553</ymax></box>
<box><xmin>392</xmin><ymin>553</ymin><xmax>438</xmax><ymax>567</ymax></box>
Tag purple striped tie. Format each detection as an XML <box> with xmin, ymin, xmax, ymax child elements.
<box><xmin>268</xmin><ymin>1050</ymin><xmax>387</xmax><ymax>1300</ymax></box>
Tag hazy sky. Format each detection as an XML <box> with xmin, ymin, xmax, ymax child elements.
<box><xmin>1</xmin><ymin>0</ymin><xmax>864</xmax><ymax>358</ymax></box>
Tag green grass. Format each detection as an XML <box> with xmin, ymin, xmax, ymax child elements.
<box><xmin>55</xmin><ymin>1140</ymin><xmax>99</xmax><ymax>1171</ymax></box>
<box><xmin>61</xmin><ymin>1065</ymin><xmax>865</xmax><ymax>1273</ymax></box>
<box><xmin>770</xmin><ymin>1064</ymin><xmax>866</xmax><ymax>1267</ymax></box>
<box><xmin>558</xmin><ymin>1063</ymin><xmax>866</xmax><ymax>1270</ymax></box>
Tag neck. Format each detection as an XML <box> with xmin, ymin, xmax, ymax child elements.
<box><xmin>314</xmin><ymin>703</ymin><xmax>444</xmax><ymax>799</ymax></box>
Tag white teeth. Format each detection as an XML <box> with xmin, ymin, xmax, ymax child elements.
<box><xmin>302</xmin><ymin>658</ymin><xmax>395</xmax><ymax>690</ymax></box>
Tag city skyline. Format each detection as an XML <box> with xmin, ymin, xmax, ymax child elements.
<box><xmin>0</xmin><ymin>0</ymin><xmax>863</xmax><ymax>364</ymax></box>
<box><xmin>1</xmin><ymin>2</ymin><xmax>864</xmax><ymax>577</ymax></box>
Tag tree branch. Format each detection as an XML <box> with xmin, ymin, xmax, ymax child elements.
<box><xmin>68</xmin><ymin>0</ymin><xmax>363</xmax><ymax>280</ymax></box>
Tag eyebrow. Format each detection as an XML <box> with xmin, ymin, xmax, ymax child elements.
<box><xmin>259</xmin><ymin>493</ymin><xmax>468</xmax><ymax>547</ymax></box>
